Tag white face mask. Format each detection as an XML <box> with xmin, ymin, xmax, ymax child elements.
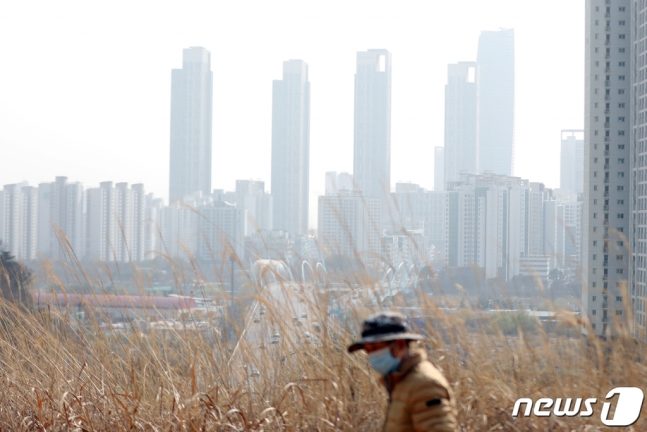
<box><xmin>367</xmin><ymin>346</ymin><xmax>401</xmax><ymax>376</ymax></box>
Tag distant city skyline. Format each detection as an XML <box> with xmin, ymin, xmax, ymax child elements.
<box><xmin>0</xmin><ymin>0</ymin><xmax>585</xmax><ymax>230</ymax></box>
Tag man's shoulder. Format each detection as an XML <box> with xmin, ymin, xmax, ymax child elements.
<box><xmin>393</xmin><ymin>359</ymin><xmax>451</xmax><ymax>401</ymax></box>
<box><xmin>408</xmin><ymin>359</ymin><xmax>451</xmax><ymax>388</ymax></box>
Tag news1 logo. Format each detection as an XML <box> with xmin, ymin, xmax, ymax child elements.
<box><xmin>512</xmin><ymin>387</ymin><xmax>644</xmax><ymax>426</ymax></box>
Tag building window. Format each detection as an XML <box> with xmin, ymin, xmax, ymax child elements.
<box><xmin>595</xmin><ymin>116</ymin><xmax>599</xmax><ymax>122</ymax></box>
<box><xmin>619</xmin><ymin>21</ymin><xmax>625</xmax><ymax>25</ymax></box>
<box><xmin>594</xmin><ymin>158</ymin><xmax>598</xmax><ymax>163</ymax></box>
<box><xmin>618</xmin><ymin>172</ymin><xmax>625</xmax><ymax>177</ymax></box>
<box><xmin>618</xmin><ymin>158</ymin><xmax>625</xmax><ymax>163</ymax></box>
<box><xmin>617</xmin><ymin>254</ymin><xmax>623</xmax><ymax>259</ymax></box>
<box><xmin>593</xmin><ymin>296</ymin><xmax>597</xmax><ymax>301</ymax></box>
<box><xmin>619</xmin><ymin>103</ymin><xmax>625</xmax><ymax>108</ymax></box>
<box><xmin>593</xmin><ymin>254</ymin><xmax>597</xmax><ymax>260</ymax></box>
<box><xmin>616</xmin><ymin>296</ymin><xmax>622</xmax><ymax>301</ymax></box>
<box><xmin>594</xmin><ymin>185</ymin><xmax>598</xmax><ymax>191</ymax></box>
<box><xmin>594</xmin><ymin>241</ymin><xmax>598</xmax><ymax>246</ymax></box>
<box><xmin>619</xmin><ymin>144</ymin><xmax>625</xmax><ymax>149</ymax></box>
<box><xmin>618</xmin><ymin>241</ymin><xmax>624</xmax><ymax>246</ymax></box>
<box><xmin>618</xmin><ymin>186</ymin><xmax>624</xmax><ymax>191</ymax></box>
<box><xmin>619</xmin><ymin>76</ymin><xmax>626</xmax><ymax>81</ymax></box>
<box><xmin>617</xmin><ymin>200</ymin><xmax>624</xmax><ymax>205</ymax></box>
<box><xmin>619</xmin><ymin>34</ymin><xmax>626</xmax><ymax>39</ymax></box>
<box><xmin>593</xmin><ymin>310</ymin><xmax>597</xmax><ymax>315</ymax></box>
<box><xmin>619</xmin><ymin>131</ymin><xmax>625</xmax><ymax>135</ymax></box>
<box><xmin>617</xmin><ymin>213</ymin><xmax>624</xmax><ymax>218</ymax></box>
<box><xmin>594</xmin><ymin>172</ymin><xmax>598</xmax><ymax>177</ymax></box>
<box><xmin>619</xmin><ymin>117</ymin><xmax>625</xmax><ymax>122</ymax></box>
<box><xmin>619</xmin><ymin>6</ymin><xmax>625</xmax><ymax>11</ymax></box>
<box><xmin>619</xmin><ymin>48</ymin><xmax>626</xmax><ymax>53</ymax></box>
<box><xmin>616</xmin><ymin>268</ymin><xmax>624</xmax><ymax>274</ymax></box>
<box><xmin>616</xmin><ymin>310</ymin><xmax>623</xmax><ymax>316</ymax></box>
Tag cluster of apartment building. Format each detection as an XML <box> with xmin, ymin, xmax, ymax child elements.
<box><xmin>0</xmin><ymin>177</ymin><xmax>272</xmax><ymax>264</ymax></box>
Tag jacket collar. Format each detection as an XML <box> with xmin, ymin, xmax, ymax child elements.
<box><xmin>382</xmin><ymin>349</ymin><xmax>427</xmax><ymax>394</ymax></box>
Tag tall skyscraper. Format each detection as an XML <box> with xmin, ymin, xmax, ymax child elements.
<box><xmin>169</xmin><ymin>47</ymin><xmax>213</xmax><ymax>202</ymax></box>
<box><xmin>271</xmin><ymin>59</ymin><xmax>310</xmax><ymax>236</ymax></box>
<box><xmin>583</xmin><ymin>0</ymin><xmax>630</xmax><ymax>337</ymax></box>
<box><xmin>353</xmin><ymin>49</ymin><xmax>392</xmax><ymax>203</ymax></box>
<box><xmin>477</xmin><ymin>29</ymin><xmax>515</xmax><ymax>176</ymax></box>
<box><xmin>434</xmin><ymin>147</ymin><xmax>445</xmax><ymax>191</ymax></box>
<box><xmin>444</xmin><ymin>62</ymin><xmax>477</xmax><ymax>184</ymax></box>
<box><xmin>560</xmin><ymin>130</ymin><xmax>584</xmax><ymax>193</ymax></box>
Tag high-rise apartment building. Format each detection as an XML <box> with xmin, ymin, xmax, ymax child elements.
<box><xmin>446</xmin><ymin>173</ymin><xmax>525</xmax><ymax>280</ymax></box>
<box><xmin>20</xmin><ymin>186</ymin><xmax>38</xmax><ymax>261</ymax></box>
<box><xmin>477</xmin><ymin>29</ymin><xmax>515</xmax><ymax>176</ymax></box>
<box><xmin>631</xmin><ymin>1</ymin><xmax>647</xmax><ymax>340</ymax></box>
<box><xmin>434</xmin><ymin>147</ymin><xmax>445</xmax><ymax>191</ymax></box>
<box><xmin>271</xmin><ymin>59</ymin><xmax>310</xmax><ymax>236</ymax></box>
<box><xmin>318</xmin><ymin>190</ymin><xmax>381</xmax><ymax>263</ymax></box>
<box><xmin>236</xmin><ymin>180</ymin><xmax>272</xmax><ymax>233</ymax></box>
<box><xmin>169</xmin><ymin>47</ymin><xmax>213</xmax><ymax>202</ymax></box>
<box><xmin>444</xmin><ymin>62</ymin><xmax>477</xmax><ymax>184</ymax></box>
<box><xmin>144</xmin><ymin>194</ymin><xmax>164</xmax><ymax>260</ymax></box>
<box><xmin>158</xmin><ymin>201</ymin><xmax>197</xmax><ymax>260</ymax></box>
<box><xmin>1</xmin><ymin>183</ymin><xmax>38</xmax><ymax>261</ymax></box>
<box><xmin>48</xmin><ymin>177</ymin><xmax>77</xmax><ymax>257</ymax></box>
<box><xmin>561</xmin><ymin>130</ymin><xmax>585</xmax><ymax>194</ymax></box>
<box><xmin>389</xmin><ymin>182</ymin><xmax>446</xmax><ymax>261</ymax></box>
<box><xmin>86</xmin><ymin>182</ymin><xmax>117</xmax><ymax>262</ymax></box>
<box><xmin>353</xmin><ymin>49</ymin><xmax>392</xmax><ymax>204</ymax></box>
<box><xmin>583</xmin><ymin>0</ymin><xmax>630</xmax><ymax>337</ymax></box>
<box><xmin>131</xmin><ymin>184</ymin><xmax>147</xmax><ymax>262</ymax></box>
<box><xmin>195</xmin><ymin>200</ymin><xmax>245</xmax><ymax>261</ymax></box>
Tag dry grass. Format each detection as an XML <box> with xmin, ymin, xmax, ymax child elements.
<box><xmin>0</xmin><ymin>266</ymin><xmax>642</xmax><ymax>432</ymax></box>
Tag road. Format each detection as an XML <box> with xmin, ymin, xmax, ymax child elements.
<box><xmin>226</xmin><ymin>280</ymin><xmax>366</xmax><ymax>386</ymax></box>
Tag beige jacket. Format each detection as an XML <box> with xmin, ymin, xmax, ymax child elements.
<box><xmin>381</xmin><ymin>350</ymin><xmax>458</xmax><ymax>432</ymax></box>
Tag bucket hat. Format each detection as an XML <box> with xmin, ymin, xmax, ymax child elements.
<box><xmin>348</xmin><ymin>311</ymin><xmax>424</xmax><ymax>353</ymax></box>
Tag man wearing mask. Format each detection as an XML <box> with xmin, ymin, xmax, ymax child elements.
<box><xmin>348</xmin><ymin>311</ymin><xmax>458</xmax><ymax>432</ymax></box>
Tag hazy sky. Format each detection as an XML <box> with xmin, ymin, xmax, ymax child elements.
<box><xmin>0</xmin><ymin>0</ymin><xmax>583</xmax><ymax>227</ymax></box>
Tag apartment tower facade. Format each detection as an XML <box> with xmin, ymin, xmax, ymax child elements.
<box><xmin>477</xmin><ymin>29</ymin><xmax>515</xmax><ymax>176</ymax></box>
<box><xmin>444</xmin><ymin>62</ymin><xmax>478</xmax><ymax>184</ymax></box>
<box><xmin>271</xmin><ymin>60</ymin><xmax>310</xmax><ymax>236</ymax></box>
<box><xmin>169</xmin><ymin>47</ymin><xmax>213</xmax><ymax>202</ymax></box>
<box><xmin>583</xmin><ymin>0</ymin><xmax>631</xmax><ymax>337</ymax></box>
<box><xmin>353</xmin><ymin>49</ymin><xmax>392</xmax><ymax>205</ymax></box>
